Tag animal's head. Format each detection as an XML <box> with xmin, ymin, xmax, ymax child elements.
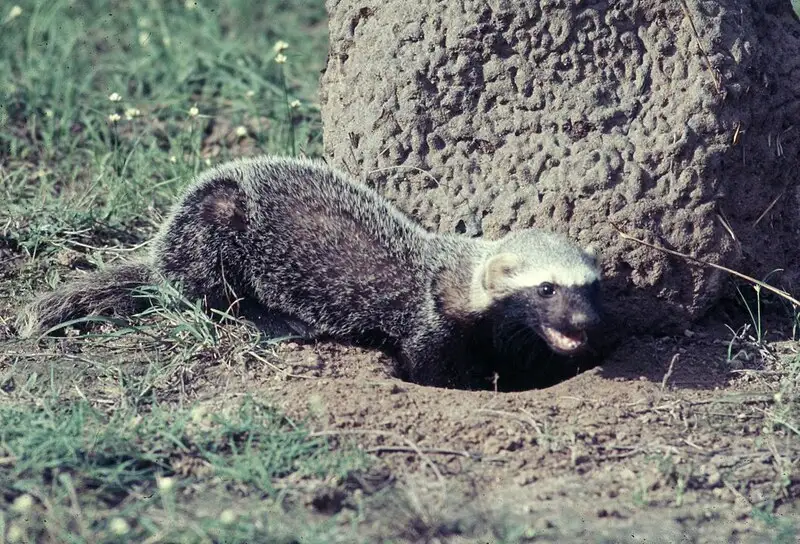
<box><xmin>479</xmin><ymin>230</ymin><xmax>602</xmax><ymax>355</ymax></box>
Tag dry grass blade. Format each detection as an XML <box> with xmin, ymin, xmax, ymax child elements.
<box><xmin>752</xmin><ymin>191</ymin><xmax>786</xmax><ymax>228</ymax></box>
<box><xmin>246</xmin><ymin>350</ymin><xmax>316</xmax><ymax>380</ymax></box>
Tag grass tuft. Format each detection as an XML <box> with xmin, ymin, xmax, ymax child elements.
<box><xmin>0</xmin><ymin>2</ymin><xmax>382</xmax><ymax>541</ymax></box>
<box><xmin>1</xmin><ymin>397</ymin><xmax>368</xmax><ymax>542</ymax></box>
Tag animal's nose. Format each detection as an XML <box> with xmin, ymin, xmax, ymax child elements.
<box><xmin>570</xmin><ymin>309</ymin><xmax>600</xmax><ymax>329</ymax></box>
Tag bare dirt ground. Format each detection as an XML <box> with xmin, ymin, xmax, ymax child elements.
<box><xmin>114</xmin><ymin>321</ymin><xmax>798</xmax><ymax>541</ymax></box>
<box><xmin>2</xmin><ymin>245</ymin><xmax>799</xmax><ymax>542</ymax></box>
<box><xmin>258</xmin><ymin>330</ymin><xmax>799</xmax><ymax>542</ymax></box>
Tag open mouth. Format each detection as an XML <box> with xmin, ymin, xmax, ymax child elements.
<box><xmin>540</xmin><ymin>327</ymin><xmax>587</xmax><ymax>354</ymax></box>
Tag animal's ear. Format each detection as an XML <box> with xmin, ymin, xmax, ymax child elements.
<box><xmin>482</xmin><ymin>253</ymin><xmax>521</xmax><ymax>292</ymax></box>
<box><xmin>200</xmin><ymin>179</ymin><xmax>248</xmax><ymax>232</ymax></box>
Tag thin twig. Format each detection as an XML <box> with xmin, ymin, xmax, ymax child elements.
<box><xmin>366</xmin><ymin>446</ymin><xmax>487</xmax><ymax>462</ymax></box>
<box><xmin>58</xmin><ymin>239</ymin><xmax>152</xmax><ymax>253</ymax></box>
<box><xmin>716</xmin><ymin>211</ymin><xmax>737</xmax><ymax>241</ymax></box>
<box><xmin>611</xmin><ymin>223</ymin><xmax>800</xmax><ymax>307</ymax></box>
<box><xmin>474</xmin><ymin>408</ymin><xmax>543</xmax><ymax>436</ymax></box>
<box><xmin>683</xmin><ymin>438</ymin><xmax>707</xmax><ymax>452</ymax></box>
<box><xmin>245</xmin><ymin>350</ymin><xmax>315</xmax><ymax>380</ymax></box>
<box><xmin>679</xmin><ymin>0</ymin><xmax>722</xmax><ymax>93</ymax></box>
<box><xmin>722</xmin><ymin>479</ymin><xmax>752</xmax><ymax>507</ymax></box>
<box><xmin>650</xmin><ymin>394</ymin><xmax>776</xmax><ymax>409</ymax></box>
<box><xmin>366</xmin><ymin>165</ymin><xmax>442</xmax><ymax>187</ymax></box>
<box><xmin>752</xmin><ymin>191</ymin><xmax>785</xmax><ymax>228</ymax></box>
<box><xmin>309</xmin><ymin>429</ymin><xmax>446</xmax><ymax>485</ymax></box>
<box><xmin>599</xmin><ymin>447</ymin><xmax>643</xmax><ymax>461</ymax></box>
<box><xmin>729</xmin><ymin>369</ymin><xmax>785</xmax><ymax>375</ymax></box>
<box><xmin>661</xmin><ymin>353</ymin><xmax>679</xmax><ymax>391</ymax></box>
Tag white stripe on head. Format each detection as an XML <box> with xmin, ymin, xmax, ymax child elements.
<box><xmin>509</xmin><ymin>266</ymin><xmax>599</xmax><ymax>289</ymax></box>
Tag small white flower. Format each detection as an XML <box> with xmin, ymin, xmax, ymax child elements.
<box><xmin>188</xmin><ymin>106</ymin><xmax>200</xmax><ymax>117</ymax></box>
<box><xmin>274</xmin><ymin>53</ymin><xmax>287</xmax><ymax>64</ymax></box>
<box><xmin>5</xmin><ymin>5</ymin><xmax>22</xmax><ymax>22</ymax></box>
<box><xmin>169</xmin><ymin>155</ymin><xmax>178</xmax><ymax>163</ymax></box>
<box><xmin>124</xmin><ymin>107</ymin><xmax>141</xmax><ymax>120</ymax></box>
<box><xmin>139</xmin><ymin>31</ymin><xmax>150</xmax><ymax>47</ymax></box>
<box><xmin>108</xmin><ymin>92</ymin><xmax>122</xmax><ymax>102</ymax></box>
<box><xmin>190</xmin><ymin>405</ymin><xmax>207</xmax><ymax>423</ymax></box>
<box><xmin>157</xmin><ymin>476</ymin><xmax>175</xmax><ymax>492</ymax></box>
<box><xmin>109</xmin><ymin>518</ymin><xmax>130</xmax><ymax>535</ymax></box>
<box><xmin>289</xmin><ymin>99</ymin><xmax>301</xmax><ymax>109</ymax></box>
<box><xmin>272</xmin><ymin>40</ymin><xmax>289</xmax><ymax>53</ymax></box>
<box><xmin>11</xmin><ymin>494</ymin><xmax>34</xmax><ymax>513</ymax></box>
<box><xmin>219</xmin><ymin>509</ymin><xmax>236</xmax><ymax>525</ymax></box>
<box><xmin>234</xmin><ymin>125</ymin><xmax>248</xmax><ymax>138</ymax></box>
<box><xmin>44</xmin><ymin>109</ymin><xmax>54</xmax><ymax>118</ymax></box>
<box><xmin>108</xmin><ymin>113</ymin><xmax>121</xmax><ymax>123</ymax></box>
<box><xmin>6</xmin><ymin>524</ymin><xmax>24</xmax><ymax>543</ymax></box>
<box><xmin>185</xmin><ymin>0</ymin><xmax>198</xmax><ymax>10</ymax></box>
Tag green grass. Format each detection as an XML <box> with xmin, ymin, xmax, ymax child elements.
<box><xmin>1</xmin><ymin>281</ymin><xmax>378</xmax><ymax>542</ymax></box>
<box><xmin>1</xmin><ymin>0</ymin><xmax>326</xmax><ymax>262</ymax></box>
<box><xmin>1</xmin><ymin>398</ymin><xmax>368</xmax><ymax>543</ymax></box>
<box><xmin>0</xmin><ymin>1</ymin><xmax>380</xmax><ymax>541</ymax></box>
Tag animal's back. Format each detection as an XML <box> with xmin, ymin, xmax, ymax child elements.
<box><xmin>154</xmin><ymin>157</ymin><xmax>440</xmax><ymax>343</ymax></box>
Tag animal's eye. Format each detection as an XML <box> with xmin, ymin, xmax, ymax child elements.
<box><xmin>538</xmin><ymin>282</ymin><xmax>556</xmax><ymax>298</ymax></box>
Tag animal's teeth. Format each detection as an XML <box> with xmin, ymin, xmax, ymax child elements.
<box><xmin>543</xmin><ymin>327</ymin><xmax>586</xmax><ymax>352</ymax></box>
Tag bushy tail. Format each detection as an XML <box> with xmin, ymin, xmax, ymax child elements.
<box><xmin>16</xmin><ymin>261</ymin><xmax>155</xmax><ymax>338</ymax></box>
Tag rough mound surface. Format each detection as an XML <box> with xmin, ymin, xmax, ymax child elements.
<box><xmin>320</xmin><ymin>0</ymin><xmax>800</xmax><ymax>334</ymax></box>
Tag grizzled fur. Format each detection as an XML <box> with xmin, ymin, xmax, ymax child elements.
<box><xmin>16</xmin><ymin>263</ymin><xmax>153</xmax><ymax>335</ymax></box>
<box><xmin>18</xmin><ymin>156</ymin><xmax>602</xmax><ymax>390</ymax></box>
